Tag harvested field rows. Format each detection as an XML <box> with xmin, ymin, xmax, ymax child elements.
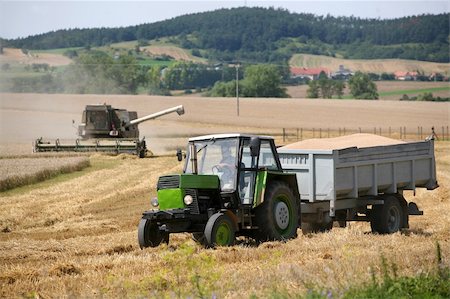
<box><xmin>290</xmin><ymin>53</ymin><xmax>450</xmax><ymax>75</ymax></box>
<box><xmin>0</xmin><ymin>143</ymin><xmax>448</xmax><ymax>298</ymax></box>
<box><xmin>0</xmin><ymin>92</ymin><xmax>448</xmax><ymax>297</ymax></box>
<box><xmin>1</xmin><ymin>93</ymin><xmax>448</xmax><ymax>155</ymax></box>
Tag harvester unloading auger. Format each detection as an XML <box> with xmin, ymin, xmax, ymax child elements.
<box><xmin>34</xmin><ymin>104</ymin><xmax>185</xmax><ymax>157</ymax></box>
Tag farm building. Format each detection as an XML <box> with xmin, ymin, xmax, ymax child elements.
<box><xmin>331</xmin><ymin>65</ymin><xmax>354</xmax><ymax>80</ymax></box>
<box><xmin>290</xmin><ymin>67</ymin><xmax>331</xmax><ymax>80</ymax></box>
<box><xmin>394</xmin><ymin>71</ymin><xmax>419</xmax><ymax>81</ymax></box>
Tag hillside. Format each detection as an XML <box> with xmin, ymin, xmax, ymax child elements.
<box><xmin>2</xmin><ymin>7</ymin><xmax>448</xmax><ymax>63</ymax></box>
<box><xmin>0</xmin><ymin>48</ymin><xmax>72</xmax><ymax>66</ymax></box>
<box><xmin>290</xmin><ymin>54</ymin><xmax>450</xmax><ymax>75</ymax></box>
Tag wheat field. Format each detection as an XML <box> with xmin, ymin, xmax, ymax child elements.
<box><xmin>0</xmin><ymin>93</ymin><xmax>449</xmax><ymax>297</ymax></box>
<box><xmin>0</xmin><ymin>142</ymin><xmax>448</xmax><ymax>298</ymax></box>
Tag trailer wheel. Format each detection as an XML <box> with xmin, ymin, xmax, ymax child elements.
<box><xmin>204</xmin><ymin>213</ymin><xmax>235</xmax><ymax>247</ymax></box>
<box><xmin>301</xmin><ymin>221</ymin><xmax>333</xmax><ymax>234</ymax></box>
<box><xmin>138</xmin><ymin>219</ymin><xmax>169</xmax><ymax>249</ymax></box>
<box><xmin>255</xmin><ymin>181</ymin><xmax>299</xmax><ymax>241</ymax></box>
<box><xmin>371</xmin><ymin>196</ymin><xmax>403</xmax><ymax>234</ymax></box>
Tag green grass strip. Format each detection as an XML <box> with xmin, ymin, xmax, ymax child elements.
<box><xmin>379</xmin><ymin>86</ymin><xmax>450</xmax><ymax>97</ymax></box>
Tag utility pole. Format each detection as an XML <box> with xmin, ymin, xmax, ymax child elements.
<box><xmin>236</xmin><ymin>63</ymin><xmax>240</xmax><ymax>117</ymax></box>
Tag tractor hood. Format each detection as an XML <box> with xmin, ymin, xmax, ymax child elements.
<box><xmin>156</xmin><ymin>174</ymin><xmax>220</xmax><ymax>211</ymax></box>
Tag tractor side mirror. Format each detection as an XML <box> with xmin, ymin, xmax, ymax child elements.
<box><xmin>176</xmin><ymin>148</ymin><xmax>183</xmax><ymax>162</ymax></box>
<box><xmin>249</xmin><ymin>137</ymin><xmax>260</xmax><ymax>157</ymax></box>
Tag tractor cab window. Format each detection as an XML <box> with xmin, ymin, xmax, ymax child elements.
<box><xmin>259</xmin><ymin>140</ymin><xmax>279</xmax><ymax>170</ymax></box>
<box><xmin>239</xmin><ymin>139</ymin><xmax>258</xmax><ymax>205</ymax></box>
<box><xmin>185</xmin><ymin>138</ymin><xmax>238</xmax><ymax>192</ymax></box>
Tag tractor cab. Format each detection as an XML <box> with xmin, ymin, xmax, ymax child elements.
<box><xmin>138</xmin><ymin>134</ymin><xmax>300</xmax><ymax>248</ymax></box>
<box><xmin>184</xmin><ymin>134</ymin><xmax>282</xmax><ymax>206</ymax></box>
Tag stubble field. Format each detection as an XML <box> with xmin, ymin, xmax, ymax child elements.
<box><xmin>0</xmin><ymin>93</ymin><xmax>449</xmax><ymax>297</ymax></box>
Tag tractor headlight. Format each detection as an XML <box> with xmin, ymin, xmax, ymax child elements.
<box><xmin>150</xmin><ymin>197</ymin><xmax>159</xmax><ymax>207</ymax></box>
<box><xmin>184</xmin><ymin>195</ymin><xmax>193</xmax><ymax>205</ymax></box>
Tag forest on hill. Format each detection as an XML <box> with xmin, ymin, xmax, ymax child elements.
<box><xmin>2</xmin><ymin>7</ymin><xmax>449</xmax><ymax>63</ymax></box>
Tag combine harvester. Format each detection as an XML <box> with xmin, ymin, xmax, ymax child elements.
<box><xmin>34</xmin><ymin>104</ymin><xmax>185</xmax><ymax>157</ymax></box>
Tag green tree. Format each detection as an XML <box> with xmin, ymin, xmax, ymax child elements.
<box><xmin>332</xmin><ymin>80</ymin><xmax>345</xmax><ymax>99</ymax></box>
<box><xmin>307</xmin><ymin>80</ymin><xmax>319</xmax><ymax>98</ymax></box>
<box><xmin>242</xmin><ymin>64</ymin><xmax>287</xmax><ymax>97</ymax></box>
<box><xmin>307</xmin><ymin>78</ymin><xmax>345</xmax><ymax>99</ymax></box>
<box><xmin>348</xmin><ymin>71</ymin><xmax>379</xmax><ymax>99</ymax></box>
<box><xmin>209</xmin><ymin>81</ymin><xmax>237</xmax><ymax>97</ymax></box>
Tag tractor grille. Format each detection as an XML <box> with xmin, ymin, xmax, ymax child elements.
<box><xmin>184</xmin><ymin>189</ymin><xmax>200</xmax><ymax>214</ymax></box>
<box><xmin>157</xmin><ymin>175</ymin><xmax>180</xmax><ymax>190</ymax></box>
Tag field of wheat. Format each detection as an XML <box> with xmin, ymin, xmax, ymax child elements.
<box><xmin>0</xmin><ymin>93</ymin><xmax>449</xmax><ymax>297</ymax></box>
<box><xmin>0</xmin><ymin>141</ymin><xmax>447</xmax><ymax>297</ymax></box>
<box><xmin>0</xmin><ymin>156</ymin><xmax>90</xmax><ymax>191</ymax></box>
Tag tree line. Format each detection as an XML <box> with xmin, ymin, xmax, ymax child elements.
<box><xmin>3</xmin><ymin>7</ymin><xmax>448</xmax><ymax>63</ymax></box>
<box><xmin>1</xmin><ymin>50</ymin><xmax>445</xmax><ymax>101</ymax></box>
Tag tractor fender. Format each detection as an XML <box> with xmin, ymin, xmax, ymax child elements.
<box><xmin>220</xmin><ymin>209</ymin><xmax>239</xmax><ymax>232</ymax></box>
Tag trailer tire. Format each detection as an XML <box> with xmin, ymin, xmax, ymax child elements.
<box><xmin>255</xmin><ymin>181</ymin><xmax>299</xmax><ymax>241</ymax></box>
<box><xmin>301</xmin><ymin>221</ymin><xmax>333</xmax><ymax>234</ymax></box>
<box><xmin>370</xmin><ymin>196</ymin><xmax>403</xmax><ymax>234</ymax></box>
<box><xmin>204</xmin><ymin>213</ymin><xmax>235</xmax><ymax>247</ymax></box>
<box><xmin>138</xmin><ymin>219</ymin><xmax>169</xmax><ymax>249</ymax></box>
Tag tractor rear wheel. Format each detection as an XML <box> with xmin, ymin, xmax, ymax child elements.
<box><xmin>370</xmin><ymin>196</ymin><xmax>403</xmax><ymax>234</ymax></box>
<box><xmin>255</xmin><ymin>181</ymin><xmax>299</xmax><ymax>241</ymax></box>
<box><xmin>138</xmin><ymin>219</ymin><xmax>169</xmax><ymax>249</ymax></box>
<box><xmin>204</xmin><ymin>213</ymin><xmax>235</xmax><ymax>247</ymax></box>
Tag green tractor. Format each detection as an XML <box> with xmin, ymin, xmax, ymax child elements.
<box><xmin>138</xmin><ymin>134</ymin><xmax>301</xmax><ymax>248</ymax></box>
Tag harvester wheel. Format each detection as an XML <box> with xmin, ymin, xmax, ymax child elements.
<box><xmin>255</xmin><ymin>181</ymin><xmax>299</xmax><ymax>242</ymax></box>
<box><xmin>138</xmin><ymin>219</ymin><xmax>169</xmax><ymax>249</ymax></box>
<box><xmin>370</xmin><ymin>196</ymin><xmax>403</xmax><ymax>234</ymax></box>
<box><xmin>204</xmin><ymin>213</ymin><xmax>235</xmax><ymax>247</ymax></box>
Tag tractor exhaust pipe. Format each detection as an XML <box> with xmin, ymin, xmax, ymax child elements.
<box><xmin>189</xmin><ymin>143</ymin><xmax>198</xmax><ymax>174</ymax></box>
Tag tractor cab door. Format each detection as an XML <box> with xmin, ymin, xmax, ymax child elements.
<box><xmin>238</xmin><ymin>138</ymin><xmax>280</xmax><ymax>205</ymax></box>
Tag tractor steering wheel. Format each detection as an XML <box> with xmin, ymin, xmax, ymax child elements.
<box><xmin>212</xmin><ymin>164</ymin><xmax>233</xmax><ymax>182</ymax></box>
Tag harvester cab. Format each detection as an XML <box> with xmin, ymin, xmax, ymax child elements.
<box><xmin>138</xmin><ymin>134</ymin><xmax>301</xmax><ymax>248</ymax></box>
<box><xmin>78</xmin><ymin>104</ymin><xmax>139</xmax><ymax>139</ymax></box>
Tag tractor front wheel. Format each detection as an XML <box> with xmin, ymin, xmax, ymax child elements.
<box><xmin>138</xmin><ymin>219</ymin><xmax>169</xmax><ymax>249</ymax></box>
<box><xmin>204</xmin><ymin>213</ymin><xmax>235</xmax><ymax>247</ymax></box>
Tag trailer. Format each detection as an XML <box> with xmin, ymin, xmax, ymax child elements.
<box><xmin>278</xmin><ymin>134</ymin><xmax>438</xmax><ymax>233</ymax></box>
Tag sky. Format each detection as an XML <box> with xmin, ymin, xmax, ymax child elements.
<box><xmin>0</xmin><ymin>0</ymin><xmax>448</xmax><ymax>39</ymax></box>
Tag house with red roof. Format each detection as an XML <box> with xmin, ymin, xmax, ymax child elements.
<box><xmin>290</xmin><ymin>67</ymin><xmax>331</xmax><ymax>80</ymax></box>
<box><xmin>394</xmin><ymin>71</ymin><xmax>418</xmax><ymax>81</ymax></box>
